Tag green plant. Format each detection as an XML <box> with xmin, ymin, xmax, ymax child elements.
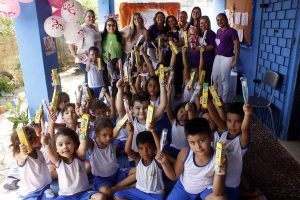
<box><xmin>7</xmin><ymin>98</ymin><xmax>29</xmax><ymax>131</ymax></box>
<box><xmin>0</xmin><ymin>76</ymin><xmax>14</xmax><ymax>94</ymax></box>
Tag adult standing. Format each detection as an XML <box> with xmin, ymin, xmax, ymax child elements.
<box><xmin>212</xmin><ymin>13</ymin><xmax>240</xmax><ymax>103</ymax></box>
<box><xmin>121</xmin><ymin>12</ymin><xmax>149</xmax><ymax>55</ymax></box>
<box><xmin>68</xmin><ymin>10</ymin><xmax>101</xmax><ymax>82</ymax></box>
<box><xmin>190</xmin><ymin>16</ymin><xmax>216</xmax><ymax>83</ymax></box>
<box><xmin>178</xmin><ymin>11</ymin><xmax>188</xmax><ymax>30</ymax></box>
<box><xmin>184</xmin><ymin>7</ymin><xmax>202</xmax><ymax>32</ymax></box>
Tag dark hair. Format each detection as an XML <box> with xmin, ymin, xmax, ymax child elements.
<box><xmin>57</xmin><ymin>92</ymin><xmax>70</xmax><ymax>111</ymax></box>
<box><xmin>174</xmin><ymin>102</ymin><xmax>197</xmax><ymax>122</ymax></box>
<box><xmin>180</xmin><ymin>11</ymin><xmax>188</xmax><ymax>16</ymax></box>
<box><xmin>85</xmin><ymin>9</ymin><xmax>95</xmax><ymax>17</ymax></box>
<box><xmin>166</xmin><ymin>15</ymin><xmax>180</xmax><ymax>31</ymax></box>
<box><xmin>131</xmin><ymin>91</ymin><xmax>150</xmax><ymax>107</ymax></box>
<box><xmin>136</xmin><ymin>131</ymin><xmax>155</xmax><ymax>148</ymax></box>
<box><xmin>216</xmin><ymin>13</ymin><xmax>229</xmax><ymax>25</ymax></box>
<box><xmin>153</xmin><ymin>11</ymin><xmax>165</xmax><ymax>25</ymax></box>
<box><xmin>185</xmin><ymin>118</ymin><xmax>211</xmax><ymax>136</ymax></box>
<box><xmin>186</xmin><ymin>7</ymin><xmax>202</xmax><ymax>32</ymax></box>
<box><xmin>200</xmin><ymin>15</ymin><xmax>211</xmax><ymax>30</ymax></box>
<box><xmin>224</xmin><ymin>102</ymin><xmax>244</xmax><ymax>117</ymax></box>
<box><xmin>145</xmin><ymin>76</ymin><xmax>160</xmax><ymax>96</ymax></box>
<box><xmin>91</xmin><ymin>99</ymin><xmax>107</xmax><ymax>113</ymax></box>
<box><xmin>102</xmin><ymin>18</ymin><xmax>123</xmax><ymax>45</ymax></box>
<box><xmin>94</xmin><ymin>117</ymin><xmax>113</xmax><ymax>136</ymax></box>
<box><xmin>89</xmin><ymin>46</ymin><xmax>100</xmax><ymax>54</ymax></box>
<box><xmin>61</xmin><ymin>103</ymin><xmax>75</xmax><ymax>115</ymax></box>
<box><xmin>54</xmin><ymin>128</ymin><xmax>80</xmax><ymax>151</ymax></box>
<box><xmin>10</xmin><ymin>126</ymin><xmax>36</xmax><ymax>156</ymax></box>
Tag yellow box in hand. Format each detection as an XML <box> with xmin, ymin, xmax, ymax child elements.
<box><xmin>52</xmin><ymin>69</ymin><xmax>60</xmax><ymax>86</ymax></box>
<box><xmin>183</xmin><ymin>31</ymin><xmax>188</xmax><ymax>47</ymax></box>
<box><xmin>187</xmin><ymin>71</ymin><xmax>196</xmax><ymax>90</ymax></box>
<box><xmin>97</xmin><ymin>58</ymin><xmax>102</xmax><ymax>70</ymax></box>
<box><xmin>17</xmin><ymin>128</ymin><xmax>32</xmax><ymax>153</ymax></box>
<box><xmin>51</xmin><ymin>89</ymin><xmax>58</xmax><ymax>111</ymax></box>
<box><xmin>202</xmin><ymin>83</ymin><xmax>209</xmax><ymax>109</ymax></box>
<box><xmin>168</xmin><ymin>40</ymin><xmax>178</xmax><ymax>54</ymax></box>
<box><xmin>159</xmin><ymin>64</ymin><xmax>164</xmax><ymax>80</ymax></box>
<box><xmin>146</xmin><ymin>105</ymin><xmax>154</xmax><ymax>130</ymax></box>
<box><xmin>209</xmin><ymin>86</ymin><xmax>222</xmax><ymax>107</ymax></box>
<box><xmin>80</xmin><ymin>114</ymin><xmax>90</xmax><ymax>135</ymax></box>
<box><xmin>34</xmin><ymin>105</ymin><xmax>42</xmax><ymax>124</ymax></box>
<box><xmin>135</xmin><ymin>51</ymin><xmax>140</xmax><ymax>66</ymax></box>
<box><xmin>215</xmin><ymin>141</ymin><xmax>225</xmax><ymax>173</ymax></box>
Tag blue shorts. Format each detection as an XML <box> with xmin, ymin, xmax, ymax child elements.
<box><xmin>93</xmin><ymin>168</ymin><xmax>131</xmax><ymax>191</ymax></box>
<box><xmin>225</xmin><ymin>186</ymin><xmax>240</xmax><ymax>200</ymax></box>
<box><xmin>18</xmin><ymin>184</ymin><xmax>55</xmax><ymax>200</ymax></box>
<box><xmin>114</xmin><ymin>188</ymin><xmax>163</xmax><ymax>200</ymax></box>
<box><xmin>166</xmin><ymin>180</ymin><xmax>212</xmax><ymax>200</ymax></box>
<box><xmin>55</xmin><ymin>190</ymin><xmax>97</xmax><ymax>200</ymax></box>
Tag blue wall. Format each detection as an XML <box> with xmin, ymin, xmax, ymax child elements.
<box><xmin>238</xmin><ymin>0</ymin><xmax>300</xmax><ymax>139</ymax></box>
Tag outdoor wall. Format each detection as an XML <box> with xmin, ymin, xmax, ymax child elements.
<box><xmin>238</xmin><ymin>0</ymin><xmax>300</xmax><ymax>139</ymax></box>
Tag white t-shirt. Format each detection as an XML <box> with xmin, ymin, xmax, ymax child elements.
<box><xmin>56</xmin><ymin>157</ymin><xmax>90</xmax><ymax>196</ymax></box>
<box><xmin>87</xmin><ymin>64</ymin><xmax>104</xmax><ymax>88</ymax></box>
<box><xmin>77</xmin><ymin>24</ymin><xmax>101</xmax><ymax>55</ymax></box>
<box><xmin>136</xmin><ymin>158</ymin><xmax>164</xmax><ymax>195</ymax></box>
<box><xmin>18</xmin><ymin>150</ymin><xmax>52</xmax><ymax>196</ymax></box>
<box><xmin>170</xmin><ymin>121</ymin><xmax>188</xmax><ymax>149</ymax></box>
<box><xmin>180</xmin><ymin>147</ymin><xmax>215</xmax><ymax>194</ymax></box>
<box><xmin>89</xmin><ymin>141</ymin><xmax>119</xmax><ymax>177</ymax></box>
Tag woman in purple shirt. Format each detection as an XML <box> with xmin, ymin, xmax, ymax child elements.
<box><xmin>212</xmin><ymin>13</ymin><xmax>240</xmax><ymax>103</ymax></box>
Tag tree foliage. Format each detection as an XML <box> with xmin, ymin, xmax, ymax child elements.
<box><xmin>0</xmin><ymin>17</ymin><xmax>15</xmax><ymax>38</ymax></box>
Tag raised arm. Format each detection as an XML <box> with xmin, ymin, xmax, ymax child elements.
<box><xmin>207</xmin><ymin>99</ymin><xmax>226</xmax><ymax>131</ymax></box>
<box><xmin>240</xmin><ymin>104</ymin><xmax>252</xmax><ymax>148</ymax></box>
<box><xmin>15</xmin><ymin>144</ymin><xmax>29</xmax><ymax>166</ymax></box>
<box><xmin>116</xmin><ymin>79</ymin><xmax>126</xmax><ymax>117</ymax></box>
<box><xmin>154</xmin><ymin>79</ymin><xmax>167</xmax><ymax>120</ymax></box>
<box><xmin>185</xmin><ymin>103</ymin><xmax>196</xmax><ymax>120</ymax></box>
<box><xmin>140</xmin><ymin>45</ymin><xmax>155</xmax><ymax>76</ymax></box>
<box><xmin>182</xmin><ymin>46</ymin><xmax>190</xmax><ymax>83</ymax></box>
<box><xmin>41</xmin><ymin>134</ymin><xmax>60</xmax><ymax>166</ymax></box>
<box><xmin>148</xmin><ymin>122</ymin><xmax>160</xmax><ymax>151</ymax></box>
<box><xmin>166</xmin><ymin>82</ymin><xmax>175</xmax><ymax>123</ymax></box>
<box><xmin>124</xmin><ymin>122</ymin><xmax>139</xmax><ymax>161</ymax></box>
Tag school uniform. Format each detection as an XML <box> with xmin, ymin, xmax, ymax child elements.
<box><xmin>89</xmin><ymin>141</ymin><xmax>130</xmax><ymax>190</ymax></box>
<box><xmin>17</xmin><ymin>149</ymin><xmax>54</xmax><ymax>200</ymax></box>
<box><xmin>87</xmin><ymin>63</ymin><xmax>105</xmax><ymax>98</ymax></box>
<box><xmin>114</xmin><ymin>158</ymin><xmax>164</xmax><ymax>200</ymax></box>
<box><xmin>167</xmin><ymin>147</ymin><xmax>215</xmax><ymax>200</ymax></box>
<box><xmin>55</xmin><ymin>157</ymin><xmax>97</xmax><ymax>200</ymax></box>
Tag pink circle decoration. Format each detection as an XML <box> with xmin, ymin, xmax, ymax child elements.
<box><xmin>17</xmin><ymin>0</ymin><xmax>34</xmax><ymax>3</ymax></box>
<box><xmin>44</xmin><ymin>15</ymin><xmax>66</xmax><ymax>37</ymax></box>
<box><xmin>63</xmin><ymin>22</ymin><xmax>84</xmax><ymax>44</ymax></box>
<box><xmin>0</xmin><ymin>1</ymin><xmax>20</xmax><ymax>19</ymax></box>
<box><xmin>48</xmin><ymin>0</ymin><xmax>67</xmax><ymax>9</ymax></box>
<box><xmin>61</xmin><ymin>0</ymin><xmax>83</xmax><ymax>23</ymax></box>
<box><xmin>52</xmin><ymin>9</ymin><xmax>61</xmax><ymax>17</ymax></box>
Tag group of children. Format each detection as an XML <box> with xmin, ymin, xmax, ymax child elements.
<box><xmin>10</xmin><ymin>9</ymin><xmax>251</xmax><ymax>200</ymax></box>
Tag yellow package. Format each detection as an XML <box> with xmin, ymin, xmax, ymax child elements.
<box><xmin>17</xmin><ymin>128</ymin><xmax>32</xmax><ymax>153</ymax></box>
<box><xmin>52</xmin><ymin>69</ymin><xmax>60</xmax><ymax>86</ymax></box>
<box><xmin>183</xmin><ymin>31</ymin><xmax>188</xmax><ymax>47</ymax></box>
<box><xmin>97</xmin><ymin>58</ymin><xmax>102</xmax><ymax>70</ymax></box>
<box><xmin>199</xmin><ymin>70</ymin><xmax>206</xmax><ymax>85</ymax></box>
<box><xmin>159</xmin><ymin>64</ymin><xmax>164</xmax><ymax>80</ymax></box>
<box><xmin>158</xmin><ymin>37</ymin><xmax>163</xmax><ymax>49</ymax></box>
<box><xmin>202</xmin><ymin>83</ymin><xmax>209</xmax><ymax>109</ymax></box>
<box><xmin>80</xmin><ymin>114</ymin><xmax>90</xmax><ymax>135</ymax></box>
<box><xmin>215</xmin><ymin>141</ymin><xmax>225</xmax><ymax>173</ymax></box>
<box><xmin>116</xmin><ymin>115</ymin><xmax>128</xmax><ymax>131</ymax></box>
<box><xmin>168</xmin><ymin>40</ymin><xmax>178</xmax><ymax>54</ymax></box>
<box><xmin>51</xmin><ymin>88</ymin><xmax>58</xmax><ymax>111</ymax></box>
<box><xmin>187</xmin><ymin>71</ymin><xmax>196</xmax><ymax>90</ymax></box>
<box><xmin>34</xmin><ymin>105</ymin><xmax>42</xmax><ymax>124</ymax></box>
<box><xmin>135</xmin><ymin>51</ymin><xmax>140</xmax><ymax>66</ymax></box>
<box><xmin>146</xmin><ymin>105</ymin><xmax>154</xmax><ymax>130</ymax></box>
<box><xmin>209</xmin><ymin>86</ymin><xmax>222</xmax><ymax>107</ymax></box>
<box><xmin>124</xmin><ymin>64</ymin><xmax>129</xmax><ymax>82</ymax></box>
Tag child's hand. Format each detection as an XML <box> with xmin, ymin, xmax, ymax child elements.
<box><xmin>126</xmin><ymin>121</ymin><xmax>134</xmax><ymax>133</ymax></box>
<box><xmin>166</xmin><ymin>82</ymin><xmax>172</xmax><ymax>97</ymax></box>
<box><xmin>215</xmin><ymin>157</ymin><xmax>227</xmax><ymax>176</ymax></box>
<box><xmin>116</xmin><ymin>79</ymin><xmax>124</xmax><ymax>89</ymax></box>
<box><xmin>148</xmin><ymin>121</ymin><xmax>156</xmax><ymax>133</ymax></box>
<box><xmin>41</xmin><ymin>134</ymin><xmax>50</xmax><ymax>146</ymax></box>
<box><xmin>200</xmin><ymin>45</ymin><xmax>206</xmax><ymax>53</ymax></box>
<box><xmin>185</xmin><ymin>103</ymin><xmax>193</xmax><ymax>112</ymax></box>
<box><xmin>243</xmin><ymin>104</ymin><xmax>253</xmax><ymax>116</ymax></box>
<box><xmin>19</xmin><ymin>144</ymin><xmax>29</xmax><ymax>158</ymax></box>
<box><xmin>155</xmin><ymin>152</ymin><xmax>167</xmax><ymax>165</ymax></box>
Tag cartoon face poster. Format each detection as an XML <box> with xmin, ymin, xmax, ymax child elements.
<box><xmin>43</xmin><ymin>36</ymin><xmax>56</xmax><ymax>56</ymax></box>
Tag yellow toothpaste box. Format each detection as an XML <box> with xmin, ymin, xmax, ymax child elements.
<box><xmin>80</xmin><ymin>114</ymin><xmax>90</xmax><ymax>135</ymax></box>
<box><xmin>146</xmin><ymin>105</ymin><xmax>154</xmax><ymax>130</ymax></box>
<box><xmin>52</xmin><ymin>69</ymin><xmax>60</xmax><ymax>86</ymax></box>
<box><xmin>34</xmin><ymin>105</ymin><xmax>42</xmax><ymax>124</ymax></box>
<box><xmin>51</xmin><ymin>88</ymin><xmax>58</xmax><ymax>111</ymax></box>
<box><xmin>168</xmin><ymin>40</ymin><xmax>178</xmax><ymax>54</ymax></box>
<box><xmin>209</xmin><ymin>86</ymin><xmax>222</xmax><ymax>107</ymax></box>
<box><xmin>17</xmin><ymin>128</ymin><xmax>32</xmax><ymax>153</ymax></box>
<box><xmin>202</xmin><ymin>83</ymin><xmax>209</xmax><ymax>109</ymax></box>
<box><xmin>199</xmin><ymin>70</ymin><xmax>206</xmax><ymax>85</ymax></box>
<box><xmin>116</xmin><ymin>115</ymin><xmax>128</xmax><ymax>131</ymax></box>
<box><xmin>215</xmin><ymin>141</ymin><xmax>225</xmax><ymax>173</ymax></box>
<box><xmin>183</xmin><ymin>31</ymin><xmax>188</xmax><ymax>47</ymax></box>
